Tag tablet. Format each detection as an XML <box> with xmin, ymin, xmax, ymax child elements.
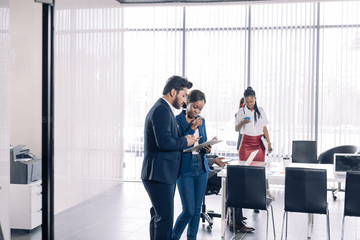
<box><xmin>183</xmin><ymin>139</ymin><xmax>222</xmax><ymax>153</ymax></box>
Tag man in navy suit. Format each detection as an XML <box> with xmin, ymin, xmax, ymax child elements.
<box><xmin>142</xmin><ymin>76</ymin><xmax>198</xmax><ymax>240</ymax></box>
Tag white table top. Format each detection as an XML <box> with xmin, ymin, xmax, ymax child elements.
<box><xmin>217</xmin><ymin>161</ymin><xmax>345</xmax><ymax>184</ymax></box>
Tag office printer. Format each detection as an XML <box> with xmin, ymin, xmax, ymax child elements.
<box><xmin>10</xmin><ymin>145</ymin><xmax>41</xmax><ymax>184</ymax></box>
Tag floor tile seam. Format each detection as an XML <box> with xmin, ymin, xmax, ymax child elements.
<box><xmin>86</xmin><ymin>217</ymin><xmax>149</xmax><ymax>233</ymax></box>
<box><xmin>56</xmin><ymin>200</ymin><xmax>121</xmax><ymax>219</ymax></box>
<box><xmin>59</xmin><ymin>223</ymin><xmax>134</xmax><ymax>239</ymax></box>
<box><xmin>57</xmin><ymin>227</ymin><xmax>90</xmax><ymax>240</ymax></box>
<box><xmin>56</xmin><ymin>188</ymin><xmax>122</xmax><ymax>217</ymax></box>
<box><xmin>56</xmin><ymin>212</ymin><xmax>117</xmax><ymax>231</ymax></box>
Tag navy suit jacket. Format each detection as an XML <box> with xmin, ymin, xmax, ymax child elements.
<box><xmin>141</xmin><ymin>98</ymin><xmax>188</xmax><ymax>184</ymax></box>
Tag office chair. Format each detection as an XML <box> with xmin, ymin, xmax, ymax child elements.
<box><xmin>201</xmin><ymin>169</ymin><xmax>221</xmax><ymax>230</ymax></box>
<box><xmin>281</xmin><ymin>167</ymin><xmax>330</xmax><ymax>240</ymax></box>
<box><xmin>201</xmin><ymin>155</ymin><xmax>222</xmax><ymax>231</ymax></box>
<box><xmin>318</xmin><ymin>145</ymin><xmax>360</xmax><ymax>200</ymax></box>
<box><xmin>226</xmin><ymin>165</ymin><xmax>275</xmax><ymax>240</ymax></box>
<box><xmin>291</xmin><ymin>140</ymin><xmax>318</xmax><ymax>163</ymax></box>
<box><xmin>341</xmin><ymin>171</ymin><xmax>360</xmax><ymax>240</ymax></box>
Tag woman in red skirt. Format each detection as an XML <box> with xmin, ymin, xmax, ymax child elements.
<box><xmin>231</xmin><ymin>87</ymin><xmax>274</xmax><ymax>228</ymax></box>
<box><xmin>235</xmin><ymin>87</ymin><xmax>273</xmax><ymax>162</ymax></box>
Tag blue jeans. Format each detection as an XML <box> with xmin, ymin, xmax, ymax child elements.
<box><xmin>172</xmin><ymin>154</ymin><xmax>208</xmax><ymax>240</ymax></box>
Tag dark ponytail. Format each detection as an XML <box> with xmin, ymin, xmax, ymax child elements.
<box><xmin>243</xmin><ymin>87</ymin><xmax>261</xmax><ymax>123</ymax></box>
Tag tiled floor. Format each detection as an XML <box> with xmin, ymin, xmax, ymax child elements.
<box><xmin>11</xmin><ymin>182</ymin><xmax>360</xmax><ymax>240</ymax></box>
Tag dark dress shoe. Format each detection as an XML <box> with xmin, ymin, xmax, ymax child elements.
<box><xmin>229</xmin><ymin>222</ymin><xmax>255</xmax><ymax>233</ymax></box>
<box><xmin>238</xmin><ymin>225</ymin><xmax>255</xmax><ymax>233</ymax></box>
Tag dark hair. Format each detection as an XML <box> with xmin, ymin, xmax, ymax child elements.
<box><xmin>162</xmin><ymin>75</ymin><xmax>193</xmax><ymax>95</ymax></box>
<box><xmin>239</xmin><ymin>97</ymin><xmax>245</xmax><ymax>108</ymax></box>
<box><xmin>243</xmin><ymin>87</ymin><xmax>261</xmax><ymax>123</ymax></box>
<box><xmin>187</xmin><ymin>89</ymin><xmax>206</xmax><ymax>104</ymax></box>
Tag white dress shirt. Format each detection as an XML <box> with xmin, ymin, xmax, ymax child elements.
<box><xmin>192</xmin><ymin>128</ymin><xmax>200</xmax><ymax>155</ymax></box>
<box><xmin>235</xmin><ymin>106</ymin><xmax>269</xmax><ymax>136</ymax></box>
<box><xmin>162</xmin><ymin>97</ymin><xmax>180</xmax><ymax>117</ymax></box>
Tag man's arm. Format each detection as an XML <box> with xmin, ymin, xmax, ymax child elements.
<box><xmin>213</xmin><ymin>157</ymin><xmax>227</xmax><ymax>167</ymax></box>
<box><xmin>152</xmin><ymin>106</ymin><xmax>194</xmax><ymax>150</ymax></box>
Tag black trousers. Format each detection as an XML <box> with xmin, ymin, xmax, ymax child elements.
<box><xmin>234</xmin><ymin>208</ymin><xmax>244</xmax><ymax>222</ymax></box>
<box><xmin>143</xmin><ymin>180</ymin><xmax>176</xmax><ymax>240</ymax></box>
<box><xmin>226</xmin><ymin>204</ymin><xmax>244</xmax><ymax>223</ymax></box>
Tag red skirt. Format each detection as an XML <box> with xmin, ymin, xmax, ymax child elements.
<box><xmin>239</xmin><ymin>134</ymin><xmax>265</xmax><ymax>162</ymax></box>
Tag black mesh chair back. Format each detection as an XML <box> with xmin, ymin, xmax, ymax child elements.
<box><xmin>292</xmin><ymin>140</ymin><xmax>317</xmax><ymax>163</ymax></box>
<box><xmin>226</xmin><ymin>165</ymin><xmax>266</xmax><ymax>210</ymax></box>
<box><xmin>226</xmin><ymin>165</ymin><xmax>275</xmax><ymax>240</ymax></box>
<box><xmin>341</xmin><ymin>171</ymin><xmax>360</xmax><ymax>239</ymax></box>
<box><xmin>281</xmin><ymin>167</ymin><xmax>330</xmax><ymax>240</ymax></box>
<box><xmin>344</xmin><ymin>171</ymin><xmax>360</xmax><ymax>217</ymax></box>
<box><xmin>318</xmin><ymin>145</ymin><xmax>360</xmax><ymax>164</ymax></box>
<box><xmin>284</xmin><ymin>167</ymin><xmax>327</xmax><ymax>214</ymax></box>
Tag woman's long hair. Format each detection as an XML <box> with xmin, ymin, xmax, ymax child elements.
<box><xmin>244</xmin><ymin>87</ymin><xmax>261</xmax><ymax>123</ymax></box>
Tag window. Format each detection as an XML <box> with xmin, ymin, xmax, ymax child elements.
<box><xmin>122</xmin><ymin>2</ymin><xmax>360</xmax><ymax>180</ymax></box>
<box><xmin>54</xmin><ymin>1</ymin><xmax>360</xmax><ymax>182</ymax></box>
<box><xmin>318</xmin><ymin>1</ymin><xmax>360</xmax><ymax>150</ymax></box>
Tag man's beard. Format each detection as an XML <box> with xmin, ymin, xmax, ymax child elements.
<box><xmin>172</xmin><ymin>97</ymin><xmax>182</xmax><ymax>110</ymax></box>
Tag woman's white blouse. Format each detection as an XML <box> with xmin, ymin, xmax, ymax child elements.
<box><xmin>235</xmin><ymin>106</ymin><xmax>269</xmax><ymax>136</ymax></box>
<box><xmin>192</xmin><ymin>128</ymin><xmax>200</xmax><ymax>155</ymax></box>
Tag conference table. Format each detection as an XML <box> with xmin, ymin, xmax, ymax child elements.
<box><xmin>216</xmin><ymin>160</ymin><xmax>345</xmax><ymax>239</ymax></box>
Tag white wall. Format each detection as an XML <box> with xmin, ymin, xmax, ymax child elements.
<box><xmin>10</xmin><ymin>0</ymin><xmax>42</xmax><ymax>158</ymax></box>
<box><xmin>0</xmin><ymin>0</ymin><xmax>10</xmax><ymax>239</ymax></box>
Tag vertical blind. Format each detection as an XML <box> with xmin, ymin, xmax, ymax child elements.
<box><xmin>185</xmin><ymin>5</ymin><xmax>248</xmax><ymax>157</ymax></box>
<box><xmin>318</xmin><ymin>1</ymin><xmax>360</xmax><ymax>151</ymax></box>
<box><xmin>54</xmin><ymin>1</ymin><xmax>360</xmax><ymax>182</ymax></box>
<box><xmin>250</xmin><ymin>3</ymin><xmax>318</xmax><ymax>158</ymax></box>
<box><xmin>123</xmin><ymin>6</ymin><xmax>184</xmax><ymax>180</ymax></box>
<box><xmin>54</xmin><ymin>5</ymin><xmax>124</xmax><ymax>212</ymax></box>
<box><xmin>55</xmin><ymin>7</ymin><xmax>124</xmax><ymax>180</ymax></box>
